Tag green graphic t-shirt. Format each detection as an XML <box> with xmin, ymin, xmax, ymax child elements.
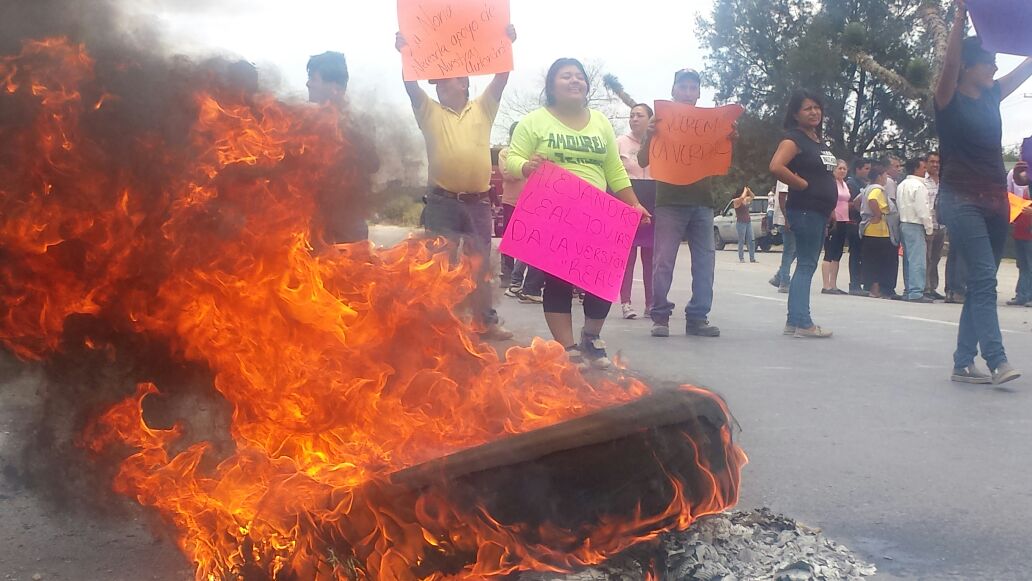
<box><xmin>505</xmin><ymin>108</ymin><xmax>632</xmax><ymax>193</ymax></box>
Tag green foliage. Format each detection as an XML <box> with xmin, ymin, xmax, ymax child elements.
<box><xmin>698</xmin><ymin>0</ymin><xmax>947</xmax><ymax>193</ymax></box>
<box><xmin>372</xmin><ymin>180</ymin><xmax>425</xmax><ymax>227</ymax></box>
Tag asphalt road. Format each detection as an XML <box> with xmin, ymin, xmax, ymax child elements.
<box><xmin>1</xmin><ymin>225</ymin><xmax>1029</xmax><ymax>580</ymax></box>
<box><xmin>494</xmin><ymin>241</ymin><xmax>1032</xmax><ymax>580</ymax></box>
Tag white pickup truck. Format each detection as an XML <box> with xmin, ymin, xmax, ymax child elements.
<box><xmin>712</xmin><ymin>197</ymin><xmax>778</xmax><ymax>252</ymax></box>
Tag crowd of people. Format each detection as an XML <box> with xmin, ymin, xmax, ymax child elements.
<box><xmin>305</xmin><ymin>2</ymin><xmax>1030</xmax><ymax>385</ymax></box>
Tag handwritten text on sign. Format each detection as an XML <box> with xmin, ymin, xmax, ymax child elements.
<box><xmin>498</xmin><ymin>162</ymin><xmax>641</xmax><ymax>303</ymax></box>
<box><xmin>398</xmin><ymin>0</ymin><xmax>513</xmax><ymax>81</ymax></box>
<box><xmin>648</xmin><ymin>101</ymin><xmax>744</xmax><ymax>186</ymax></box>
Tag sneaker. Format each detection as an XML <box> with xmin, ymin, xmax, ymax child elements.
<box><xmin>516</xmin><ymin>291</ymin><xmax>542</xmax><ymax>304</ymax></box>
<box><xmin>565</xmin><ymin>345</ymin><xmax>586</xmax><ymax>368</ymax></box>
<box><xmin>479</xmin><ymin>323</ymin><xmax>514</xmax><ymax>341</ymax></box>
<box><xmin>778</xmin><ymin>284</ymin><xmax>790</xmax><ymax>294</ymax></box>
<box><xmin>794</xmin><ymin>325</ymin><xmax>833</xmax><ymax>338</ymax></box>
<box><xmin>579</xmin><ymin>331</ymin><xmax>611</xmax><ymax>369</ymax></box>
<box><xmin>651</xmin><ymin>317</ymin><xmax>670</xmax><ymax>337</ymax></box>
<box><xmin>686</xmin><ymin>319</ymin><xmax>720</xmax><ymax>337</ymax></box>
<box><xmin>504</xmin><ymin>285</ymin><xmax>521</xmax><ymax>298</ymax></box>
<box><xmin>991</xmin><ymin>361</ymin><xmax>1021</xmax><ymax>385</ymax></box>
<box><xmin>769</xmin><ymin>276</ymin><xmax>781</xmax><ymax>288</ymax></box>
<box><xmin>951</xmin><ymin>365</ymin><xmax>992</xmax><ymax>384</ymax></box>
<box><xmin>621</xmin><ymin>303</ymin><xmax>639</xmax><ymax>319</ymax></box>
<box><xmin>783</xmin><ymin>324</ymin><xmax>797</xmax><ymax>336</ymax></box>
<box><xmin>905</xmin><ymin>296</ymin><xmax>934</xmax><ymax>303</ymax></box>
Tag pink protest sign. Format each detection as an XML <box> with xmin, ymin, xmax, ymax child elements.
<box><xmin>498</xmin><ymin>162</ymin><xmax>641</xmax><ymax>302</ymax></box>
<box><xmin>968</xmin><ymin>0</ymin><xmax>1032</xmax><ymax>57</ymax></box>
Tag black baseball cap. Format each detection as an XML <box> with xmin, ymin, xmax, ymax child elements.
<box><xmin>673</xmin><ymin>68</ymin><xmax>702</xmax><ymax>84</ymax></box>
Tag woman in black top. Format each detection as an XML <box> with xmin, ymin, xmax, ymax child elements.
<box><xmin>935</xmin><ymin>0</ymin><xmax>1032</xmax><ymax>385</ymax></box>
<box><xmin>769</xmin><ymin>89</ymin><xmax>837</xmax><ymax>338</ymax></box>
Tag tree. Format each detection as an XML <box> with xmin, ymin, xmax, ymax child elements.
<box><xmin>697</xmin><ymin>0</ymin><xmax>955</xmax><ymax>198</ymax></box>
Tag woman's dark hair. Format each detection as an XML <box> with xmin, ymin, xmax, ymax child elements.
<box><xmin>868</xmin><ymin>161</ymin><xmax>887</xmax><ymax>183</ymax></box>
<box><xmin>961</xmin><ymin>36</ymin><xmax>995</xmax><ymax>67</ymax></box>
<box><xmin>783</xmin><ymin>89</ymin><xmax>825</xmax><ymax>137</ymax></box>
<box><xmin>631</xmin><ymin>102</ymin><xmax>654</xmax><ymax>117</ymax></box>
<box><xmin>544</xmin><ymin>58</ymin><xmax>589</xmax><ymax>106</ymax></box>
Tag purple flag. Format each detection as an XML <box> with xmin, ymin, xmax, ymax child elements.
<box><xmin>1023</xmin><ymin>137</ymin><xmax>1031</xmax><ymax>163</ymax></box>
<box><xmin>967</xmin><ymin>0</ymin><xmax>1032</xmax><ymax>57</ymax></box>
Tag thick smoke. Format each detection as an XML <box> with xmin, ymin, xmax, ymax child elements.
<box><xmin>0</xmin><ymin>0</ymin><xmax>375</xmax><ymax>511</ymax></box>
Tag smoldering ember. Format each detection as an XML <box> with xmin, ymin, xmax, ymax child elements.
<box><xmin>2</xmin><ymin>1</ymin><xmax>1031</xmax><ymax>581</ymax></box>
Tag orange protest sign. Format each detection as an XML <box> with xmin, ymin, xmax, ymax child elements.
<box><xmin>397</xmin><ymin>0</ymin><xmax>512</xmax><ymax>82</ymax></box>
<box><xmin>1009</xmin><ymin>193</ymin><xmax>1031</xmax><ymax>223</ymax></box>
<box><xmin>648</xmin><ymin>101</ymin><xmax>744</xmax><ymax>186</ymax></box>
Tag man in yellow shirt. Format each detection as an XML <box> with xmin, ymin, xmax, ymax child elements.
<box><xmin>395</xmin><ymin>27</ymin><xmax>517</xmax><ymax>340</ymax></box>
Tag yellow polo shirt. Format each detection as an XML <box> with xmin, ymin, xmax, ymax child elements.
<box><xmin>416</xmin><ymin>92</ymin><xmax>499</xmax><ymax>194</ymax></box>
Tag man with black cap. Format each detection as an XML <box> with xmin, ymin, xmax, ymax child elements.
<box><xmin>394</xmin><ymin>26</ymin><xmax>517</xmax><ymax>341</ymax></box>
<box><xmin>638</xmin><ymin>68</ymin><xmax>726</xmax><ymax>338</ymax></box>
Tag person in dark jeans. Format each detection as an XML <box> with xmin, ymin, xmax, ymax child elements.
<box><xmin>769</xmin><ymin>89</ymin><xmax>837</xmax><ymax>339</ymax></box>
<box><xmin>638</xmin><ymin>68</ymin><xmax>725</xmax><ymax>338</ymax></box>
<box><xmin>934</xmin><ymin>2</ymin><xmax>1032</xmax><ymax>385</ymax></box>
<box><xmin>845</xmin><ymin>158</ymin><xmax>872</xmax><ymax>295</ymax></box>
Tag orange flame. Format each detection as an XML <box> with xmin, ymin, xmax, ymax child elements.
<box><xmin>1</xmin><ymin>38</ymin><xmax>745</xmax><ymax>580</ymax></box>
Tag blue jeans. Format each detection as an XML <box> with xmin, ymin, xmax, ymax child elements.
<box><xmin>736</xmin><ymin>222</ymin><xmax>756</xmax><ymax>261</ymax></box>
<box><xmin>776</xmin><ymin>226</ymin><xmax>797</xmax><ymax>284</ymax></box>
<box><xmin>650</xmin><ymin>205</ymin><xmax>715</xmax><ymax>322</ymax></box>
<box><xmin>1014</xmin><ymin>239</ymin><xmax>1032</xmax><ymax>303</ymax></box>
<box><xmin>940</xmin><ymin>197</ymin><xmax>1008</xmax><ymax>369</ymax></box>
<box><xmin>785</xmin><ymin>209</ymin><xmax>827</xmax><ymax>329</ymax></box>
<box><xmin>510</xmin><ymin>261</ymin><xmax>545</xmax><ymax>295</ymax></box>
<box><xmin>900</xmin><ymin>222</ymin><xmax>928</xmax><ymax>300</ymax></box>
<box><xmin>422</xmin><ymin>194</ymin><xmax>498</xmax><ymax>326</ymax></box>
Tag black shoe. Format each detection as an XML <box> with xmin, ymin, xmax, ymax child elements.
<box><xmin>927</xmin><ymin>291</ymin><xmax>946</xmax><ymax>300</ymax></box>
<box><xmin>905</xmin><ymin>296</ymin><xmax>934</xmax><ymax>304</ymax></box>
<box><xmin>768</xmin><ymin>276</ymin><xmax>781</xmax><ymax>288</ymax></box>
<box><xmin>945</xmin><ymin>293</ymin><xmax>966</xmax><ymax>304</ymax></box>
<box><xmin>849</xmin><ymin>288</ymin><xmax>869</xmax><ymax>297</ymax></box>
<box><xmin>887</xmin><ymin>293</ymin><xmax>904</xmax><ymax>301</ymax></box>
<box><xmin>686</xmin><ymin>319</ymin><xmax>721</xmax><ymax>337</ymax></box>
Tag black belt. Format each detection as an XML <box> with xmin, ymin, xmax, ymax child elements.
<box><xmin>431</xmin><ymin>187</ymin><xmax>490</xmax><ymax>201</ymax></box>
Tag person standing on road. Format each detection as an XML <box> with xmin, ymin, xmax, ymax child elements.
<box><xmin>768</xmin><ymin>180</ymin><xmax>795</xmax><ymax>293</ymax></box>
<box><xmin>734</xmin><ymin>187</ymin><xmax>757</xmax><ymax>263</ymax></box>
<box><xmin>845</xmin><ymin>158</ymin><xmax>872</xmax><ymax>295</ymax></box>
<box><xmin>924</xmin><ymin>152</ymin><xmax>947</xmax><ymax>300</ymax></box>
<box><xmin>820</xmin><ymin>159</ymin><xmax>851</xmax><ymax>295</ymax></box>
<box><xmin>395</xmin><ymin>27</ymin><xmax>518</xmax><ymax>341</ymax></box>
<box><xmin>769</xmin><ymin>89</ymin><xmax>837</xmax><ymax>339</ymax></box>
<box><xmin>897</xmin><ymin>157</ymin><xmax>935</xmax><ymax>302</ymax></box>
<box><xmin>638</xmin><ymin>68</ymin><xmax>727</xmax><ymax>338</ymax></box>
<box><xmin>499</xmin><ymin>122</ymin><xmax>547</xmax><ymax>304</ymax></box>
<box><xmin>934</xmin><ymin>0</ymin><xmax>1032</xmax><ymax>385</ymax></box>
<box><xmin>306</xmin><ymin>51</ymin><xmax>381</xmax><ymax>247</ymax></box>
<box><xmin>859</xmin><ymin>165</ymin><xmax>899</xmax><ymax>299</ymax></box>
<box><xmin>617</xmin><ymin>103</ymin><xmax>655</xmax><ymax>319</ymax></box>
<box><xmin>1006</xmin><ymin>159</ymin><xmax>1032</xmax><ymax>306</ymax></box>
<box><xmin>506</xmin><ymin>58</ymin><xmax>651</xmax><ymax>368</ymax></box>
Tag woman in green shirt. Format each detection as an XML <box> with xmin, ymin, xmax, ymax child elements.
<box><xmin>506</xmin><ymin>58</ymin><xmax>650</xmax><ymax>369</ymax></box>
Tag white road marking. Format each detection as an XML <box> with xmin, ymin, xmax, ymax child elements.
<box><xmin>897</xmin><ymin>315</ymin><xmax>1021</xmax><ymax>335</ymax></box>
<box><xmin>737</xmin><ymin>293</ymin><xmax>787</xmax><ymax>303</ymax></box>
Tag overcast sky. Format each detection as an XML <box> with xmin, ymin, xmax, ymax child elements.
<box><xmin>147</xmin><ymin>0</ymin><xmax>1030</xmax><ymax>147</ymax></box>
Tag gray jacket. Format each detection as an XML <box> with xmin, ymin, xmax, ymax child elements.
<box><xmin>858</xmin><ymin>183</ymin><xmax>900</xmax><ymax>245</ymax></box>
